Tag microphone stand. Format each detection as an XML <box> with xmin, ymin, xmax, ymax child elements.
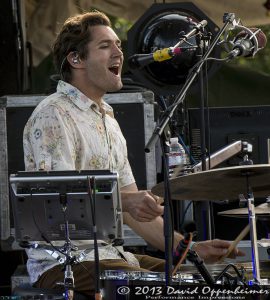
<box><xmin>88</xmin><ymin>177</ymin><xmax>103</xmax><ymax>300</ymax></box>
<box><xmin>160</xmin><ymin>129</ymin><xmax>174</xmax><ymax>285</ymax></box>
<box><xmin>145</xmin><ymin>13</ymin><xmax>237</xmax><ymax>285</ymax></box>
<box><xmin>194</xmin><ymin>34</ymin><xmax>212</xmax><ymax>242</ymax></box>
<box><xmin>59</xmin><ymin>193</ymin><xmax>76</xmax><ymax>300</ymax></box>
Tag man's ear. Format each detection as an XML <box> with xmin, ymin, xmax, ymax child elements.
<box><xmin>67</xmin><ymin>52</ymin><xmax>83</xmax><ymax>68</ymax></box>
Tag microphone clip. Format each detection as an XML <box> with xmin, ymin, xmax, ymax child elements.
<box><xmin>223</xmin><ymin>13</ymin><xmax>236</xmax><ymax>24</ymax></box>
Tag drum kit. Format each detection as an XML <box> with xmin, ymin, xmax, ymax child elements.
<box><xmin>11</xmin><ymin>167</ymin><xmax>270</xmax><ymax>299</ymax></box>
<box><xmin>99</xmin><ymin>164</ymin><xmax>270</xmax><ymax>300</ymax></box>
<box><xmin>151</xmin><ymin>164</ymin><xmax>270</xmax><ymax>286</ymax></box>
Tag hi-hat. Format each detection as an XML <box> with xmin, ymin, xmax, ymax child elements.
<box><xmin>218</xmin><ymin>202</ymin><xmax>270</xmax><ymax>218</ymax></box>
<box><xmin>152</xmin><ymin>164</ymin><xmax>270</xmax><ymax>201</ymax></box>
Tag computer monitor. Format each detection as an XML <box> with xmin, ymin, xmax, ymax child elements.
<box><xmin>10</xmin><ymin>170</ymin><xmax>123</xmax><ymax>243</ymax></box>
<box><xmin>188</xmin><ymin>105</ymin><xmax>270</xmax><ymax>166</ymax></box>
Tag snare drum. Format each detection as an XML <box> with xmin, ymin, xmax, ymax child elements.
<box><xmin>100</xmin><ymin>270</ymin><xmax>202</xmax><ymax>300</ymax></box>
<box><xmin>100</xmin><ymin>262</ymin><xmax>270</xmax><ymax>299</ymax></box>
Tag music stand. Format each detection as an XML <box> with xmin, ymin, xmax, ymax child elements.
<box><xmin>10</xmin><ymin>170</ymin><xmax>123</xmax><ymax>299</ymax></box>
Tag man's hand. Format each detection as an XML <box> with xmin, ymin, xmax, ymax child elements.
<box><xmin>121</xmin><ymin>190</ymin><xmax>164</xmax><ymax>222</ymax></box>
<box><xmin>192</xmin><ymin>239</ymin><xmax>245</xmax><ymax>264</ymax></box>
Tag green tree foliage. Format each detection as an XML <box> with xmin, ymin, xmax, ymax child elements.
<box><xmin>110</xmin><ymin>16</ymin><xmax>133</xmax><ymax>41</ymax></box>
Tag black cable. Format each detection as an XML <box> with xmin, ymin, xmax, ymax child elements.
<box><xmin>30</xmin><ymin>191</ymin><xmax>68</xmax><ymax>258</ymax></box>
<box><xmin>214</xmin><ymin>263</ymin><xmax>248</xmax><ymax>286</ymax></box>
<box><xmin>157</xmin><ymin>95</ymin><xmax>168</xmax><ymax>111</ymax></box>
<box><xmin>178</xmin><ymin>134</ymin><xmax>193</xmax><ymax>165</ymax></box>
<box><xmin>164</xmin><ymin>55</ymin><xmax>228</xmax><ymax>117</ymax></box>
<box><xmin>28</xmin><ymin>186</ymin><xmax>100</xmax><ymax>299</ymax></box>
<box><xmin>218</xmin><ymin>272</ymin><xmax>240</xmax><ymax>287</ymax></box>
<box><xmin>160</xmin><ymin>96</ymin><xmax>193</xmax><ymax>166</ymax></box>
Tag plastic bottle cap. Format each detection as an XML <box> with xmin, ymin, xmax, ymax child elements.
<box><xmin>170</xmin><ymin>137</ymin><xmax>179</xmax><ymax>144</ymax></box>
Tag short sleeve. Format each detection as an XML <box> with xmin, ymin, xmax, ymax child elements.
<box><xmin>23</xmin><ymin>105</ymin><xmax>77</xmax><ymax>171</ymax></box>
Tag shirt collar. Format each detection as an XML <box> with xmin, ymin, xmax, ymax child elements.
<box><xmin>57</xmin><ymin>80</ymin><xmax>114</xmax><ymax>117</ymax></box>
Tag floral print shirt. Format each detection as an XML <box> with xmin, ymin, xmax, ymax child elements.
<box><xmin>24</xmin><ymin>80</ymin><xmax>135</xmax><ymax>187</ymax></box>
<box><xmin>23</xmin><ymin>80</ymin><xmax>138</xmax><ymax>283</ymax></box>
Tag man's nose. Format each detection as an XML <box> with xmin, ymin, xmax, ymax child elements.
<box><xmin>113</xmin><ymin>44</ymin><xmax>123</xmax><ymax>56</ymax></box>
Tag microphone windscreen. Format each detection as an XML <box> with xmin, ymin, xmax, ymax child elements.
<box><xmin>255</xmin><ymin>28</ymin><xmax>267</xmax><ymax>48</ymax></box>
<box><xmin>234</xmin><ymin>27</ymin><xmax>267</xmax><ymax>57</ymax></box>
<box><xmin>182</xmin><ymin>221</ymin><xmax>197</xmax><ymax>233</ymax></box>
<box><xmin>251</xmin><ymin>28</ymin><xmax>267</xmax><ymax>48</ymax></box>
<box><xmin>236</xmin><ymin>28</ymin><xmax>267</xmax><ymax>49</ymax></box>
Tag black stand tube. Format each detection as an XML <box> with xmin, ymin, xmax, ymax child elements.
<box><xmin>60</xmin><ymin>193</ymin><xmax>75</xmax><ymax>300</ymax></box>
<box><xmin>88</xmin><ymin>177</ymin><xmax>102</xmax><ymax>299</ymax></box>
<box><xmin>161</xmin><ymin>138</ymin><xmax>174</xmax><ymax>285</ymax></box>
<box><xmin>196</xmin><ymin>38</ymin><xmax>212</xmax><ymax>241</ymax></box>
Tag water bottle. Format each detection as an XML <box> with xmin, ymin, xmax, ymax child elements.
<box><xmin>168</xmin><ymin>137</ymin><xmax>186</xmax><ymax>177</ymax></box>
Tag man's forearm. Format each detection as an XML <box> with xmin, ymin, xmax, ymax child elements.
<box><xmin>123</xmin><ymin>212</ymin><xmax>183</xmax><ymax>252</ymax></box>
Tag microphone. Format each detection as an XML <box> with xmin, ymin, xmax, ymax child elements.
<box><xmin>187</xmin><ymin>248</ymin><xmax>215</xmax><ymax>285</ymax></box>
<box><xmin>174</xmin><ymin>19</ymin><xmax>208</xmax><ymax>48</ymax></box>
<box><xmin>173</xmin><ymin>234</ymin><xmax>215</xmax><ymax>285</ymax></box>
<box><xmin>228</xmin><ymin>27</ymin><xmax>267</xmax><ymax>58</ymax></box>
<box><xmin>128</xmin><ymin>47</ymin><xmax>182</xmax><ymax>69</ymax></box>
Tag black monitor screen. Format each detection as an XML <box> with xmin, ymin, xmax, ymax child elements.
<box><xmin>188</xmin><ymin>105</ymin><xmax>270</xmax><ymax>166</ymax></box>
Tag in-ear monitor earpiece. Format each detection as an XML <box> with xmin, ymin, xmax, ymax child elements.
<box><xmin>72</xmin><ymin>52</ymin><xmax>80</xmax><ymax>64</ymax></box>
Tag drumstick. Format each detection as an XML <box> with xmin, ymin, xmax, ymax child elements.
<box><xmin>218</xmin><ymin>224</ymin><xmax>250</xmax><ymax>262</ymax></box>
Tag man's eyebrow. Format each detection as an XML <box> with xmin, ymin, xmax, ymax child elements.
<box><xmin>97</xmin><ymin>39</ymin><xmax>121</xmax><ymax>45</ymax></box>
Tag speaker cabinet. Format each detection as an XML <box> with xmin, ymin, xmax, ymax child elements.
<box><xmin>0</xmin><ymin>91</ymin><xmax>156</xmax><ymax>249</ymax></box>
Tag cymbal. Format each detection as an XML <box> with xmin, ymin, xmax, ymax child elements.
<box><xmin>152</xmin><ymin>164</ymin><xmax>270</xmax><ymax>201</ymax></box>
<box><xmin>218</xmin><ymin>202</ymin><xmax>270</xmax><ymax>218</ymax></box>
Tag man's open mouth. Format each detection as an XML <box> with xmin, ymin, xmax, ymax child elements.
<box><xmin>109</xmin><ymin>65</ymin><xmax>120</xmax><ymax>75</ymax></box>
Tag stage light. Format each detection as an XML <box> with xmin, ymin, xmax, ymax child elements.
<box><xmin>127</xmin><ymin>3</ymin><xmax>220</xmax><ymax>95</ymax></box>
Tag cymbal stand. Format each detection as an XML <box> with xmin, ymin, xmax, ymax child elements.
<box><xmin>244</xmin><ymin>174</ymin><xmax>261</xmax><ymax>284</ymax></box>
<box><xmin>247</xmin><ymin>192</ymin><xmax>261</xmax><ymax>284</ymax></box>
